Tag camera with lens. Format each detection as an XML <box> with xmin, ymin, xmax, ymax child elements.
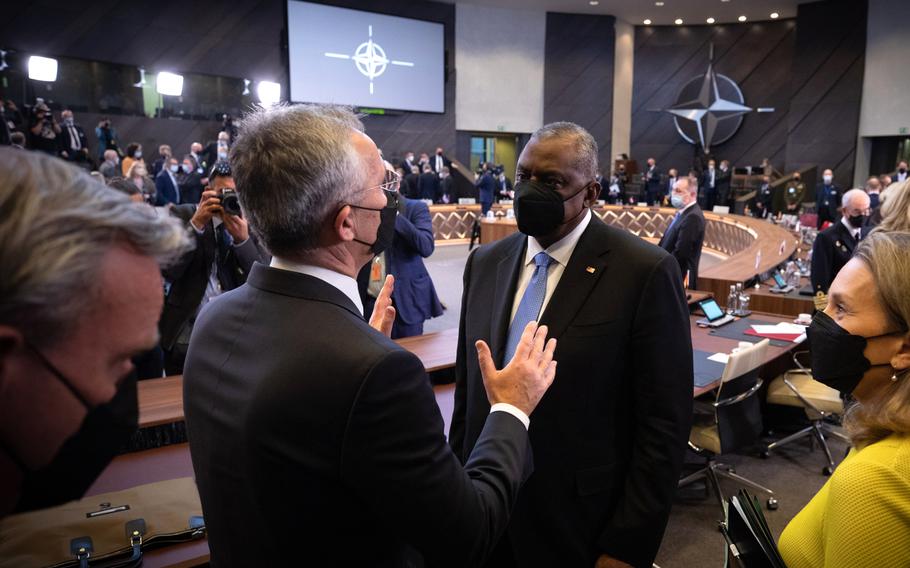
<box><xmin>219</xmin><ymin>189</ymin><xmax>242</xmax><ymax>216</ymax></box>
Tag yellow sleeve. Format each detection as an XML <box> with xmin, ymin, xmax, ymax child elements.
<box><xmin>823</xmin><ymin>457</ymin><xmax>910</xmax><ymax>567</ymax></box>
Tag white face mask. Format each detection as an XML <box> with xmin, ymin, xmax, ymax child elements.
<box><xmin>823</xmin><ymin>175</ymin><xmax>833</xmax><ymax>184</ymax></box>
<box><xmin>169</xmin><ymin>164</ymin><xmax>179</xmax><ymax>173</ymax></box>
<box><xmin>134</xmin><ymin>150</ymin><xmax>142</xmax><ymax>159</ymax></box>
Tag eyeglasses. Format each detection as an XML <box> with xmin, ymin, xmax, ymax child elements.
<box><xmin>348</xmin><ymin>169</ymin><xmax>400</xmax><ymax>212</ymax></box>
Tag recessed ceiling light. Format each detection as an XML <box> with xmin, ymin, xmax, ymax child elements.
<box><xmin>721</xmin><ymin>0</ymin><xmax>731</xmax><ymax>3</ymax></box>
<box><xmin>589</xmin><ymin>0</ymin><xmax>599</xmax><ymax>5</ymax></box>
<box><xmin>655</xmin><ymin>1</ymin><xmax>664</xmax><ymax>6</ymax></box>
<box><xmin>770</xmin><ymin>12</ymin><xmax>780</xmax><ymax>19</ymax></box>
<box><xmin>643</xmin><ymin>18</ymin><xmax>652</xmax><ymax>25</ymax></box>
<box><xmin>674</xmin><ymin>18</ymin><xmax>683</xmax><ymax>25</ymax></box>
<box><xmin>738</xmin><ymin>15</ymin><xmax>747</xmax><ymax>22</ymax></box>
<box><xmin>706</xmin><ymin>17</ymin><xmax>716</xmax><ymax>23</ymax></box>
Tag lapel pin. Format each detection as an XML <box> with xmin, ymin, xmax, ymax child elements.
<box><xmin>586</xmin><ymin>266</ymin><xmax>596</xmax><ymax>274</ymax></box>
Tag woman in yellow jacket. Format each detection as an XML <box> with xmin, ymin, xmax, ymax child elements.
<box><xmin>779</xmin><ymin>231</ymin><xmax>910</xmax><ymax>567</ymax></box>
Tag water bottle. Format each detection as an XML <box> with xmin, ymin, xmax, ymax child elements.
<box><xmin>739</xmin><ymin>288</ymin><xmax>751</xmax><ymax>315</ymax></box>
<box><xmin>735</xmin><ymin>282</ymin><xmax>744</xmax><ymax>316</ymax></box>
<box><xmin>727</xmin><ymin>285</ymin><xmax>737</xmax><ymax>316</ymax></box>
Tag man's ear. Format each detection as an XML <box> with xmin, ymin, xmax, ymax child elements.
<box><xmin>891</xmin><ymin>332</ymin><xmax>910</xmax><ymax>373</ymax></box>
<box><xmin>334</xmin><ymin>205</ymin><xmax>356</xmax><ymax>243</ymax></box>
<box><xmin>585</xmin><ymin>182</ymin><xmax>601</xmax><ymax>206</ymax></box>
<box><xmin>0</xmin><ymin>326</ymin><xmax>25</xmax><ymax>390</ymax></box>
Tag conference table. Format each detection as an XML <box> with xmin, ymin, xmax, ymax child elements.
<box><xmin>91</xmin><ymin>311</ymin><xmax>801</xmax><ymax>567</ymax></box>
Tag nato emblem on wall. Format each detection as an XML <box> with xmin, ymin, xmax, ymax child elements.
<box><xmin>661</xmin><ymin>45</ymin><xmax>774</xmax><ymax>154</ymax></box>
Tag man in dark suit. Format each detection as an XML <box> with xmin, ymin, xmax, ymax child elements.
<box><xmin>418</xmin><ymin>164</ymin><xmax>439</xmax><ymax>201</ymax></box>
<box><xmin>496</xmin><ymin>170</ymin><xmax>514</xmax><ymax>201</ymax></box>
<box><xmin>701</xmin><ymin>159</ymin><xmax>718</xmax><ymax>210</ymax></box>
<box><xmin>891</xmin><ymin>160</ymin><xmax>909</xmax><ymax>184</ymax></box>
<box><xmin>451</xmin><ymin>122</ymin><xmax>693</xmax><ymax>568</ymax></box>
<box><xmin>439</xmin><ymin>166</ymin><xmax>456</xmax><ymax>204</ymax></box>
<box><xmin>399</xmin><ymin>151</ymin><xmax>416</xmax><ymax>173</ymax></box>
<box><xmin>659</xmin><ymin>177</ymin><xmax>706</xmax><ymax>289</ymax></box>
<box><xmin>57</xmin><ymin>109</ymin><xmax>89</xmax><ymax>165</ymax></box>
<box><xmin>430</xmin><ymin>146</ymin><xmax>451</xmax><ymax>175</ymax></box>
<box><xmin>749</xmin><ymin>175</ymin><xmax>773</xmax><ymax>219</ymax></box>
<box><xmin>642</xmin><ymin>157</ymin><xmax>661</xmax><ymax>205</ymax></box>
<box><xmin>183</xmin><ymin>104</ymin><xmax>557</xmax><ymax>567</ymax></box>
<box><xmin>404</xmin><ymin>165</ymin><xmax>421</xmax><ymax>199</ymax></box>
<box><xmin>476</xmin><ymin>165</ymin><xmax>496</xmax><ymax>214</ymax></box>
<box><xmin>159</xmin><ymin>161</ymin><xmax>268</xmax><ymax>374</ymax></box>
<box><xmin>663</xmin><ymin>168</ymin><xmax>679</xmax><ymax>205</ymax></box>
<box><xmin>815</xmin><ymin>168</ymin><xmax>841</xmax><ymax>229</ymax></box>
<box><xmin>716</xmin><ymin>160</ymin><xmax>732</xmax><ymax>208</ymax></box>
<box><xmin>154</xmin><ymin>157</ymin><xmax>182</xmax><ymax>206</ymax></box>
<box><xmin>811</xmin><ymin>189</ymin><xmax>871</xmax><ymax>295</ymax></box>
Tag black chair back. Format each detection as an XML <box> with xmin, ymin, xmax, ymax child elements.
<box><xmin>715</xmin><ymin>368</ymin><xmax>764</xmax><ymax>455</ymax></box>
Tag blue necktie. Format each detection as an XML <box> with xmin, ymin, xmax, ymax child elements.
<box><xmin>667</xmin><ymin>211</ymin><xmax>681</xmax><ymax>232</ymax></box>
<box><xmin>504</xmin><ymin>252</ymin><xmax>553</xmax><ymax>364</ymax></box>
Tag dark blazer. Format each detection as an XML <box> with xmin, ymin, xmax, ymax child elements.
<box><xmin>811</xmin><ymin>220</ymin><xmax>868</xmax><ymax>294</ymax></box>
<box><xmin>417</xmin><ymin>171</ymin><xmax>440</xmax><ymax>201</ymax></box>
<box><xmin>388</xmin><ymin>198</ymin><xmax>444</xmax><ymax>326</ymax></box>
<box><xmin>450</xmin><ymin>216</ymin><xmax>693</xmax><ymax>568</ymax></box>
<box><xmin>750</xmin><ymin>184</ymin><xmax>773</xmax><ymax>218</ymax></box>
<box><xmin>644</xmin><ymin>166</ymin><xmax>662</xmax><ymax>195</ymax></box>
<box><xmin>183</xmin><ymin>264</ymin><xmax>531</xmax><ymax>567</ymax></box>
<box><xmin>700</xmin><ymin>169</ymin><xmax>718</xmax><ymax>193</ymax></box>
<box><xmin>404</xmin><ymin>172</ymin><xmax>421</xmax><ymax>199</ymax></box>
<box><xmin>658</xmin><ymin>204</ymin><xmax>706</xmax><ymax>289</ymax></box>
<box><xmin>159</xmin><ymin>216</ymin><xmax>268</xmax><ymax>350</ymax></box>
<box><xmin>715</xmin><ymin>168</ymin><xmax>731</xmax><ymax>200</ymax></box>
<box><xmin>429</xmin><ymin>153</ymin><xmax>451</xmax><ymax>173</ymax></box>
<box><xmin>57</xmin><ymin>123</ymin><xmax>87</xmax><ymax>157</ymax></box>
<box><xmin>439</xmin><ymin>175</ymin><xmax>456</xmax><ymax>203</ymax></box>
<box><xmin>814</xmin><ymin>183</ymin><xmax>842</xmax><ymax>225</ymax></box>
<box><xmin>154</xmin><ymin>170</ymin><xmax>180</xmax><ymax>206</ymax></box>
<box><xmin>475</xmin><ymin>171</ymin><xmax>495</xmax><ymax>205</ymax></box>
<box><xmin>178</xmin><ymin>172</ymin><xmax>205</xmax><ymax>206</ymax></box>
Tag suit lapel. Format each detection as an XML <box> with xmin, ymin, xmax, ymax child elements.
<box><xmin>539</xmin><ymin>219</ymin><xmax>611</xmax><ymax>340</ymax></box>
<box><xmin>490</xmin><ymin>236</ymin><xmax>527</xmax><ymax>367</ymax></box>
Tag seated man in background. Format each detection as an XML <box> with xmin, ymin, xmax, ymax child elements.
<box><xmin>184</xmin><ymin>103</ymin><xmax>558</xmax><ymax>566</ymax></box>
<box><xmin>811</xmin><ymin>188</ymin><xmax>871</xmax><ymax>296</ymax></box>
<box><xmin>159</xmin><ymin>161</ymin><xmax>268</xmax><ymax>374</ymax></box>
<box><xmin>0</xmin><ymin>148</ymin><xmax>189</xmax><ymax>518</ymax></box>
<box><xmin>659</xmin><ymin>177</ymin><xmax>706</xmax><ymax>289</ymax></box>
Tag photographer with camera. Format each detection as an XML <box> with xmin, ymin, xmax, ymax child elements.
<box><xmin>27</xmin><ymin>103</ymin><xmax>60</xmax><ymax>155</ymax></box>
<box><xmin>94</xmin><ymin>117</ymin><xmax>120</xmax><ymax>162</ymax></box>
<box><xmin>159</xmin><ymin>161</ymin><xmax>269</xmax><ymax>374</ymax></box>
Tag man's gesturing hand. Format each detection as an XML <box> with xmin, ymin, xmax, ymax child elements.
<box><xmin>476</xmin><ymin>322</ymin><xmax>557</xmax><ymax>416</ymax></box>
<box><xmin>369</xmin><ymin>274</ymin><xmax>396</xmax><ymax>337</ymax></box>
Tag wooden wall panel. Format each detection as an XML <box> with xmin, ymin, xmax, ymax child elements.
<box><xmin>543</xmin><ymin>13</ymin><xmax>615</xmax><ymax>169</ymax></box>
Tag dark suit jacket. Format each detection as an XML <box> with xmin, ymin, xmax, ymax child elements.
<box><xmin>644</xmin><ymin>166</ymin><xmax>662</xmax><ymax>195</ymax></box>
<box><xmin>439</xmin><ymin>175</ymin><xmax>456</xmax><ymax>203</ymax></box>
<box><xmin>475</xmin><ymin>172</ymin><xmax>495</xmax><ymax>204</ymax></box>
<box><xmin>658</xmin><ymin>204</ymin><xmax>706</xmax><ymax>289</ymax></box>
<box><xmin>811</xmin><ymin>220</ymin><xmax>867</xmax><ymax>294</ymax></box>
<box><xmin>418</xmin><ymin>172</ymin><xmax>440</xmax><ymax>201</ymax></box>
<box><xmin>183</xmin><ymin>264</ymin><xmax>531</xmax><ymax>567</ymax></box>
<box><xmin>159</xmin><ymin>215</ymin><xmax>268</xmax><ymax>350</ymax></box>
<box><xmin>749</xmin><ymin>185</ymin><xmax>773</xmax><ymax>218</ymax></box>
<box><xmin>429</xmin><ymin>153</ymin><xmax>451</xmax><ymax>173</ymax></box>
<box><xmin>715</xmin><ymin>168</ymin><xmax>731</xmax><ymax>198</ymax></box>
<box><xmin>154</xmin><ymin>170</ymin><xmax>180</xmax><ymax>206</ymax></box>
<box><xmin>388</xmin><ymin>198</ymin><xmax>444</xmax><ymax>326</ymax></box>
<box><xmin>57</xmin><ymin>123</ymin><xmax>87</xmax><ymax>157</ymax></box>
<box><xmin>404</xmin><ymin>172</ymin><xmax>421</xmax><ymax>199</ymax></box>
<box><xmin>814</xmin><ymin>183</ymin><xmax>841</xmax><ymax>222</ymax></box>
<box><xmin>450</xmin><ymin>216</ymin><xmax>693</xmax><ymax>568</ymax></box>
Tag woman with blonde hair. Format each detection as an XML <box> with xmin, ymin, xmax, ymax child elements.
<box><xmin>779</xmin><ymin>230</ymin><xmax>910</xmax><ymax>567</ymax></box>
<box><xmin>873</xmin><ymin>178</ymin><xmax>910</xmax><ymax>233</ymax></box>
<box><xmin>126</xmin><ymin>161</ymin><xmax>155</xmax><ymax>203</ymax></box>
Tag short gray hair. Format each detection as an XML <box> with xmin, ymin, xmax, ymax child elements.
<box><xmin>843</xmin><ymin>188</ymin><xmax>870</xmax><ymax>209</ymax></box>
<box><xmin>0</xmin><ymin>148</ymin><xmax>191</xmax><ymax>346</ymax></box>
<box><xmin>530</xmin><ymin>122</ymin><xmax>598</xmax><ymax>180</ymax></box>
<box><xmin>230</xmin><ymin>103</ymin><xmax>368</xmax><ymax>257</ymax></box>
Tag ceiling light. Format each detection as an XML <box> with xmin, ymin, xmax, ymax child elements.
<box><xmin>706</xmin><ymin>17</ymin><xmax>716</xmax><ymax>23</ymax></box>
<box><xmin>674</xmin><ymin>18</ymin><xmax>683</xmax><ymax>25</ymax></box>
<box><xmin>257</xmin><ymin>81</ymin><xmax>281</xmax><ymax>106</ymax></box>
<box><xmin>643</xmin><ymin>18</ymin><xmax>652</xmax><ymax>25</ymax></box>
<box><xmin>738</xmin><ymin>15</ymin><xmax>747</xmax><ymax>22</ymax></box>
<box><xmin>156</xmin><ymin>71</ymin><xmax>184</xmax><ymax>96</ymax></box>
<box><xmin>770</xmin><ymin>12</ymin><xmax>780</xmax><ymax>19</ymax></box>
<box><xmin>655</xmin><ymin>1</ymin><xmax>664</xmax><ymax>6</ymax></box>
<box><xmin>589</xmin><ymin>0</ymin><xmax>599</xmax><ymax>5</ymax></box>
<box><xmin>28</xmin><ymin>56</ymin><xmax>58</xmax><ymax>82</ymax></box>
<box><xmin>721</xmin><ymin>0</ymin><xmax>731</xmax><ymax>2</ymax></box>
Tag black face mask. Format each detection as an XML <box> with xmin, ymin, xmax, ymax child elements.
<box><xmin>8</xmin><ymin>344</ymin><xmax>138</xmax><ymax>513</ymax></box>
<box><xmin>807</xmin><ymin>311</ymin><xmax>899</xmax><ymax>395</ymax></box>
<box><xmin>513</xmin><ymin>179</ymin><xmax>589</xmax><ymax>237</ymax></box>
<box><xmin>848</xmin><ymin>214</ymin><xmax>867</xmax><ymax>228</ymax></box>
<box><xmin>900</xmin><ymin>168</ymin><xmax>907</xmax><ymax>174</ymax></box>
<box><xmin>350</xmin><ymin>188</ymin><xmax>399</xmax><ymax>255</ymax></box>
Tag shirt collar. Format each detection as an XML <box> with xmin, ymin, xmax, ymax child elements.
<box><xmin>680</xmin><ymin>199</ymin><xmax>697</xmax><ymax>212</ymax></box>
<box><xmin>268</xmin><ymin>257</ymin><xmax>364</xmax><ymax>316</ymax></box>
<box><xmin>524</xmin><ymin>209</ymin><xmax>592</xmax><ymax>269</ymax></box>
<box><xmin>840</xmin><ymin>216</ymin><xmax>861</xmax><ymax>238</ymax></box>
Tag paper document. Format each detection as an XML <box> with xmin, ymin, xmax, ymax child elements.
<box><xmin>707</xmin><ymin>353</ymin><xmax>730</xmax><ymax>364</ymax></box>
<box><xmin>751</xmin><ymin>323</ymin><xmax>806</xmax><ymax>334</ymax></box>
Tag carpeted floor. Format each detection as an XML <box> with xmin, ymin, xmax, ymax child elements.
<box><xmin>424</xmin><ymin>242</ymin><xmax>841</xmax><ymax>567</ymax></box>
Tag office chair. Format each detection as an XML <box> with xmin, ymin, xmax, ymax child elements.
<box><xmin>762</xmin><ymin>351</ymin><xmax>850</xmax><ymax>476</ymax></box>
<box><xmin>679</xmin><ymin>339</ymin><xmax>777</xmax><ymax>514</ymax></box>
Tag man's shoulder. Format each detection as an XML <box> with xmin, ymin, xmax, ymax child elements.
<box><xmin>471</xmin><ymin>231</ymin><xmax>524</xmax><ymax>267</ymax></box>
<box><xmin>590</xmin><ymin>218</ymin><xmax>670</xmax><ymax>268</ymax></box>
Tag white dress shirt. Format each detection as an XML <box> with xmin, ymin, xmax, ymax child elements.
<box><xmin>270</xmin><ymin>258</ymin><xmax>530</xmax><ymax>429</ymax></box>
<box><xmin>509</xmin><ymin>209</ymin><xmax>592</xmax><ymax>323</ymax></box>
<box><xmin>840</xmin><ymin>216</ymin><xmax>862</xmax><ymax>241</ymax></box>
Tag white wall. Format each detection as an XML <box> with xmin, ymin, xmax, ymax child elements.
<box><xmin>855</xmin><ymin>0</ymin><xmax>910</xmax><ymax>184</ymax></box>
<box><xmin>455</xmin><ymin>3</ymin><xmax>545</xmax><ymax>133</ymax></box>
<box><xmin>611</xmin><ymin>19</ymin><xmax>634</xmax><ymax>164</ymax></box>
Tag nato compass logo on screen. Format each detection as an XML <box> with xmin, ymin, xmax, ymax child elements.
<box><xmin>656</xmin><ymin>44</ymin><xmax>774</xmax><ymax>153</ymax></box>
<box><xmin>324</xmin><ymin>25</ymin><xmax>415</xmax><ymax>95</ymax></box>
